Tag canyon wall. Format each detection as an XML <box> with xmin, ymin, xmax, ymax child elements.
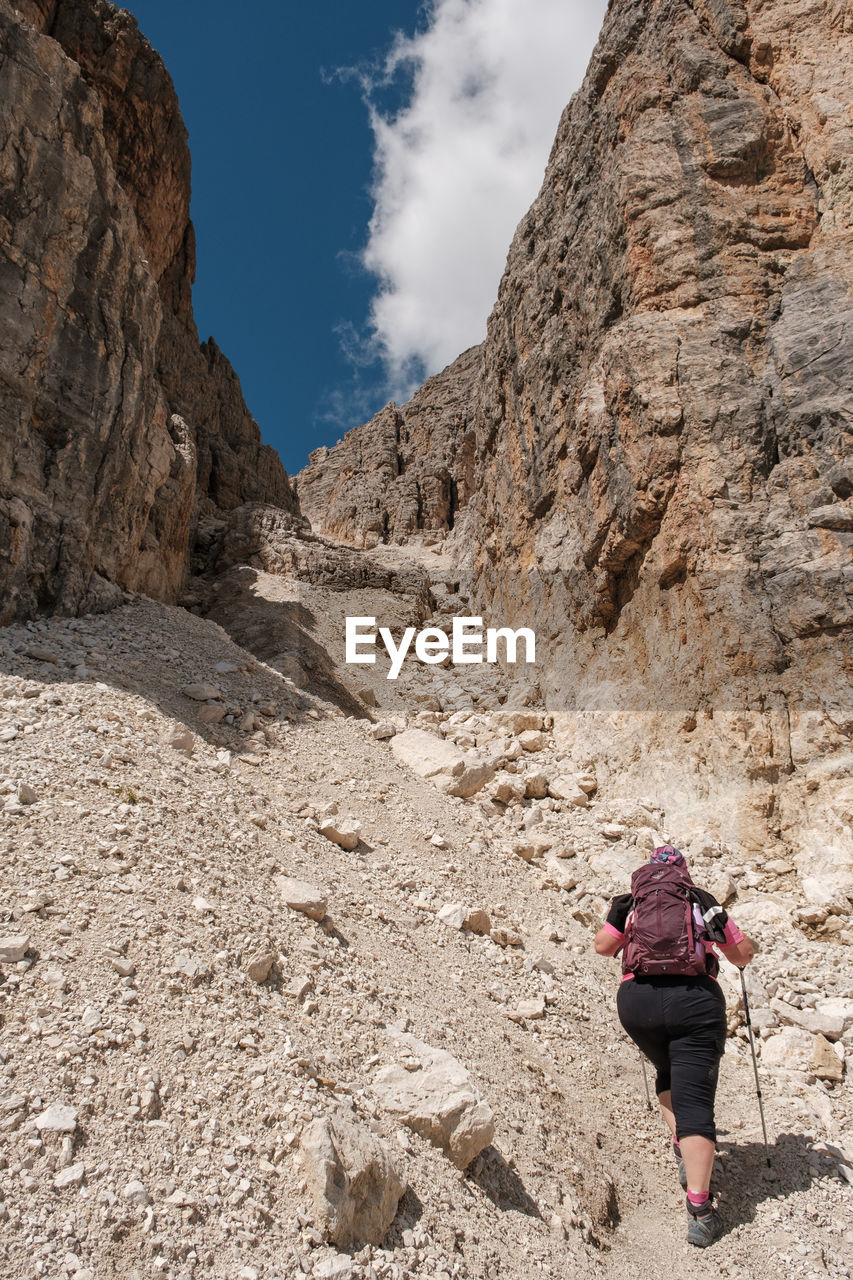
<box><xmin>301</xmin><ymin>0</ymin><xmax>853</xmax><ymax>875</ymax></box>
<box><xmin>0</xmin><ymin>0</ymin><xmax>299</xmax><ymax>624</ymax></box>
<box><xmin>296</xmin><ymin>347</ymin><xmax>481</xmax><ymax>548</ymax></box>
<box><xmin>459</xmin><ymin>0</ymin><xmax>853</xmax><ymax>868</ymax></box>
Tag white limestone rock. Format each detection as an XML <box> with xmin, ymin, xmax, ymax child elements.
<box><xmin>319</xmin><ymin>818</ymin><xmax>362</xmax><ymax>852</ymax></box>
<box><xmin>372</xmin><ymin>1032</ymin><xmax>495</xmax><ymax>1169</ymax></box>
<box><xmin>276</xmin><ymin>876</ymin><xmax>327</xmax><ymax>922</ymax></box>
<box><xmin>299</xmin><ymin>1108</ymin><xmax>406</xmax><ymax>1248</ymax></box>
<box><xmin>35</xmin><ymin>1103</ymin><xmax>78</xmax><ymax>1133</ymax></box>
<box><xmin>548</xmin><ymin>776</ymin><xmax>590</xmax><ymax>806</ymax></box>
<box><xmin>0</xmin><ymin>934</ymin><xmax>30</xmax><ymax>963</ymax></box>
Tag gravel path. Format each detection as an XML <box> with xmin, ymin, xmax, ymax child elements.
<box><xmin>0</xmin><ymin>590</ymin><xmax>849</xmax><ymax>1280</ymax></box>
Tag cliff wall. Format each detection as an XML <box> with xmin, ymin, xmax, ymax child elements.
<box><xmin>0</xmin><ymin>0</ymin><xmax>299</xmax><ymax>623</ymax></box>
<box><xmin>298</xmin><ymin>0</ymin><xmax>852</xmax><ymax>875</ymax></box>
<box><xmin>462</xmin><ymin>0</ymin><xmax>852</xmax><ymax>866</ymax></box>
<box><xmin>296</xmin><ymin>347</ymin><xmax>480</xmax><ymax>548</ymax></box>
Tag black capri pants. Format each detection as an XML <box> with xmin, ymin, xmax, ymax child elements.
<box><xmin>616</xmin><ymin>974</ymin><xmax>727</xmax><ymax>1143</ymax></box>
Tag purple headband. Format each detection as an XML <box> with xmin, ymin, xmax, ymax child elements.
<box><xmin>650</xmin><ymin>845</ymin><xmax>685</xmax><ymax>866</ymax></box>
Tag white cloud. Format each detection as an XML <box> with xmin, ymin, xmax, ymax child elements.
<box><xmin>361</xmin><ymin>0</ymin><xmax>608</xmax><ymax>394</ymax></box>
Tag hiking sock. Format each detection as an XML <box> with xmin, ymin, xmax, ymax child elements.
<box><xmin>686</xmin><ymin>1189</ymin><xmax>710</xmax><ymax>1209</ymax></box>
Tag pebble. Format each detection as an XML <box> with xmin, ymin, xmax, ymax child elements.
<box><xmin>122</xmin><ymin>1179</ymin><xmax>151</xmax><ymax>1206</ymax></box>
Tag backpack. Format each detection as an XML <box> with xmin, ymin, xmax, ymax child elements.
<box><xmin>621</xmin><ymin>861</ymin><xmax>711</xmax><ymax>978</ymax></box>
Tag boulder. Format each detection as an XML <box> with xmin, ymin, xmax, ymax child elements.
<box><xmin>390</xmin><ymin>729</ymin><xmax>463</xmax><ymax>779</ymax></box>
<box><xmin>491</xmin><ymin>927</ymin><xmax>524</xmax><ymax>948</ymax></box>
<box><xmin>814</xmin><ymin>997</ymin><xmax>853</xmax><ymax>1033</ymax></box>
<box><xmin>243</xmin><ymin>949</ymin><xmax>276</xmax><ymax>983</ymax></box>
<box><xmin>760</xmin><ymin>1027</ymin><xmax>813</xmax><ymax>1070</ymax></box>
<box><xmin>491</xmin><ymin>772</ymin><xmax>527</xmax><ymax>805</ymax></box>
<box><xmin>600</xmin><ymin>823</ymin><xmax>626</xmax><ymax>841</ymax></box>
<box><xmin>771</xmin><ymin>999</ymin><xmax>846</xmax><ymax>1040</ymax></box>
<box><xmin>541</xmin><ymin>857</ymin><xmax>578</xmax><ymax>892</ymax></box>
<box><xmin>439</xmin><ymin>755</ymin><xmax>495</xmax><ymax>799</ymax></box>
<box><xmin>729</xmin><ymin>899</ymin><xmax>795</xmax><ymax>933</ymax></box>
<box><xmin>0</xmin><ymin>934</ymin><xmax>30</xmax><ymax>963</ymax></box>
<box><xmin>463</xmin><ymin>908</ymin><xmax>492</xmax><ymax>935</ymax></box>
<box><xmin>708</xmin><ymin>872</ymin><xmax>737</xmax><ymax>906</ymax></box>
<box><xmin>276</xmin><ymin>876</ymin><xmax>327</xmax><ymax>922</ymax></box>
<box><xmin>372</xmin><ymin>1033</ymin><xmax>495</xmax><ymax>1169</ymax></box>
<box><xmin>312</xmin><ymin>1254</ymin><xmax>354</xmax><ymax>1280</ymax></box>
<box><xmin>299</xmin><ymin>1109</ymin><xmax>406</xmax><ymax>1248</ymax></box>
<box><xmin>182</xmin><ymin>683</ymin><xmax>222</xmax><ymax>701</ymax></box>
<box><xmin>172</xmin><ymin>952</ymin><xmax>211</xmax><ymax>985</ymax></box>
<box><xmin>123</xmin><ymin>1179</ymin><xmax>152</xmax><ymax>1207</ymax></box>
<box><xmin>515</xmin><ymin>997</ymin><xmax>546</xmax><ymax>1020</ymax></box>
<box><xmin>518</xmin><ymin>729</ymin><xmax>545</xmax><ymax>752</ymax></box>
<box><xmin>197</xmin><ymin>703</ymin><xmax>226</xmax><ymax>725</ymax></box>
<box><xmin>548</xmin><ymin>776</ymin><xmax>590</xmax><ymax>806</ymax></box>
<box><xmin>437</xmin><ymin>903</ymin><xmax>467</xmax><ymax>930</ymax></box>
<box><xmin>162</xmin><ymin>727</ymin><xmax>195</xmax><ymax>756</ymax></box>
<box><xmin>319</xmin><ymin>818</ymin><xmax>362</xmax><ymax>852</ymax></box>
<box><xmin>810</xmin><ymin>1035</ymin><xmax>844</xmax><ymax>1082</ymax></box>
<box><xmin>35</xmin><ymin>1104</ymin><xmax>78</xmax><ymax>1133</ymax></box>
<box><xmin>53</xmin><ymin>1162</ymin><xmax>85</xmax><ymax>1189</ymax></box>
<box><xmin>509</xmin><ymin>841</ymin><xmax>537</xmax><ymax>863</ymax></box>
<box><xmin>524</xmin><ymin>772</ymin><xmax>549</xmax><ymax>800</ymax></box>
<box><xmin>493</xmin><ymin>710</ymin><xmax>544</xmax><ymax>734</ymax></box>
<box><xmin>802</xmin><ymin>875</ymin><xmax>850</xmax><ymax>910</ymax></box>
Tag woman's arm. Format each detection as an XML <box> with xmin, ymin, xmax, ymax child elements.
<box><xmin>594</xmin><ymin>924</ymin><xmax>624</xmax><ymax>956</ymax></box>
<box><xmin>718</xmin><ymin>932</ymin><xmax>756</xmax><ymax>968</ymax></box>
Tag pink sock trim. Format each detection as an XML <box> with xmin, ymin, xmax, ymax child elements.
<box><xmin>687</xmin><ymin>1189</ymin><xmax>709</xmax><ymax>1206</ymax></box>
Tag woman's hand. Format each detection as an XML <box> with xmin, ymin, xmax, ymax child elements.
<box><xmin>594</xmin><ymin>926</ymin><xmax>623</xmax><ymax>956</ymax></box>
<box><xmin>718</xmin><ymin>933</ymin><xmax>756</xmax><ymax>968</ymax></box>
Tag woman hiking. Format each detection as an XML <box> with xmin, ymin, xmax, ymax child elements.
<box><xmin>593</xmin><ymin>845</ymin><xmax>756</xmax><ymax>1248</ymax></box>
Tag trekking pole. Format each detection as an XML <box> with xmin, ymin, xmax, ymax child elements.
<box><xmin>639</xmin><ymin>1053</ymin><xmax>653</xmax><ymax>1111</ymax></box>
<box><xmin>739</xmin><ymin>967</ymin><xmax>771</xmax><ymax>1167</ymax></box>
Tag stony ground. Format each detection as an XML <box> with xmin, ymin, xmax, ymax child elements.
<box><xmin>1</xmin><ymin>568</ymin><xmax>851</xmax><ymax>1280</ymax></box>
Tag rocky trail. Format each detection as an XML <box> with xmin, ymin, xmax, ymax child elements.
<box><xmin>2</xmin><ymin>0</ymin><xmax>852</xmax><ymax>1275</ymax></box>
<box><xmin>1</xmin><ymin>556</ymin><xmax>850</xmax><ymax>1280</ymax></box>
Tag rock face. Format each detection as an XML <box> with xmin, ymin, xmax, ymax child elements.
<box><xmin>461</xmin><ymin>0</ymin><xmax>853</xmax><ymax>867</ymax></box>
<box><xmin>297</xmin><ymin>347</ymin><xmax>480</xmax><ymax>548</ymax></box>
<box><xmin>0</xmin><ymin>0</ymin><xmax>298</xmax><ymax>624</ymax></box>
<box><xmin>300</xmin><ymin>0</ymin><xmax>853</xmax><ymax>871</ymax></box>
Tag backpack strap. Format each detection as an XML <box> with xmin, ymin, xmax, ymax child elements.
<box><xmin>690</xmin><ymin>886</ymin><xmax>729</xmax><ymax>945</ymax></box>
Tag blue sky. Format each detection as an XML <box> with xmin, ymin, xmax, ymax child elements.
<box><xmin>122</xmin><ymin>1</ymin><xmax>606</xmax><ymax>476</ymax></box>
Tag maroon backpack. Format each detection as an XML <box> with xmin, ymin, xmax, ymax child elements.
<box><xmin>621</xmin><ymin>861</ymin><xmax>709</xmax><ymax>977</ymax></box>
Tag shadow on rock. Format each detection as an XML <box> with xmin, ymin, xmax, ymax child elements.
<box><xmin>717</xmin><ymin>1131</ymin><xmax>841</xmax><ymax>1231</ymax></box>
<box><xmin>467</xmin><ymin>1146</ymin><xmax>542</xmax><ymax>1218</ymax></box>
<box><xmin>385</xmin><ymin>1186</ymin><xmax>425</xmax><ymax>1244</ymax></box>
<box><xmin>202</xmin><ymin>565</ymin><xmax>372</xmax><ymax>720</ymax></box>
<box><xmin>320</xmin><ymin>917</ymin><xmax>351</xmax><ymax>950</ymax></box>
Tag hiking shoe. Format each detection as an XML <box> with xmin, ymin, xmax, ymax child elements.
<box><xmin>685</xmin><ymin>1197</ymin><xmax>723</xmax><ymax>1248</ymax></box>
<box><xmin>673</xmin><ymin>1141</ymin><xmax>687</xmax><ymax>1189</ymax></box>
